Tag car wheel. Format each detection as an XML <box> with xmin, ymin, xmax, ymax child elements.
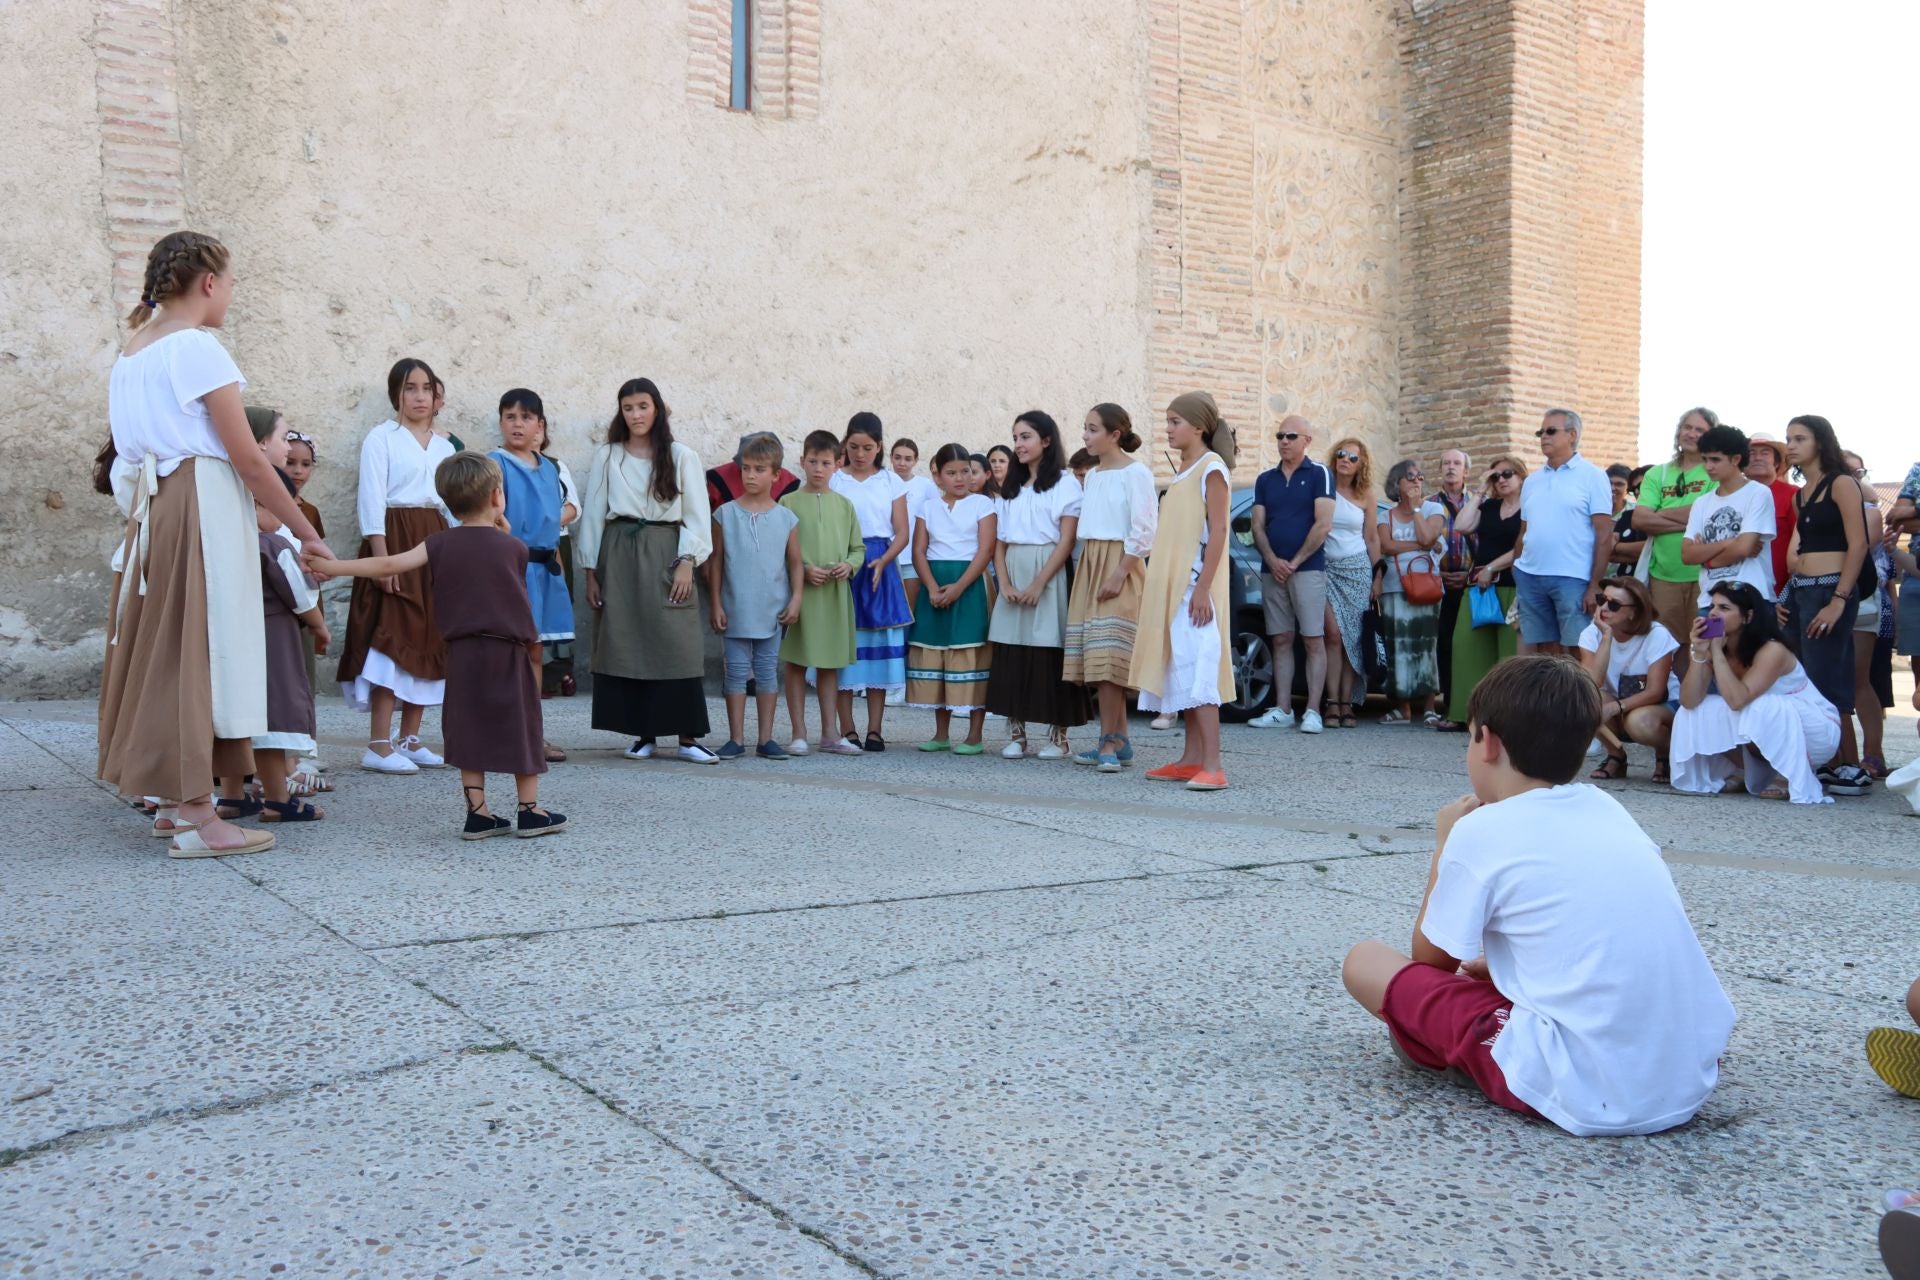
<box><xmin>1220</xmin><ymin>622</ymin><xmax>1273</xmax><ymax>723</ymax></box>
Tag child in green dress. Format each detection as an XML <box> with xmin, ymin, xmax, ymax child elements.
<box><xmin>779</xmin><ymin>430</ymin><xmax>865</xmax><ymax>755</ymax></box>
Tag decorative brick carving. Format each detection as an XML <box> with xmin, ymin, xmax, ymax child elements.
<box><xmin>1252</xmin><ymin>127</ymin><xmax>1398</xmax><ymax>316</ymax></box>
<box><xmin>1245</xmin><ymin>0</ymin><xmax>1400</xmax><ymax>142</ymax></box>
<box><xmin>687</xmin><ymin>0</ymin><xmax>820</xmax><ymax>120</ymax></box>
<box><xmin>93</xmin><ymin>0</ymin><xmax>188</xmax><ymax>326</ymax></box>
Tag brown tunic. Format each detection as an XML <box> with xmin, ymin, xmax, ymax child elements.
<box><xmin>258</xmin><ymin>530</ymin><xmax>316</xmax><ymax>739</ymax></box>
<box><xmin>425</xmin><ymin>526</ymin><xmax>545</xmax><ymax>777</ymax></box>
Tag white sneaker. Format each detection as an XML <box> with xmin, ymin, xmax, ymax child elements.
<box><xmin>1149</xmin><ymin>715</ymin><xmax>1174</xmax><ymax>730</ymax></box>
<box><xmin>1001</xmin><ymin>740</ymin><xmax>1029</xmax><ymax>759</ymax></box>
<box><xmin>1249</xmin><ymin>706</ymin><xmax>1295</xmax><ymax>729</ymax></box>
<box><xmin>787</xmin><ymin>738</ymin><xmax>810</xmax><ymax>756</ymax></box>
<box><xmin>1298</xmin><ymin>710</ymin><xmax>1324</xmax><ymax>734</ymax></box>
<box><xmin>396</xmin><ymin>736</ymin><xmax>445</xmax><ymax>768</ymax></box>
<box><xmin>885</xmin><ymin>689</ymin><xmax>905</xmax><ymax>707</ymax></box>
<box><xmin>677</xmin><ymin>743</ymin><xmax>720</xmax><ymax>765</ymax></box>
<box><xmin>623</xmin><ymin>740</ymin><xmax>656</xmax><ymax>760</ymax></box>
<box><xmin>360</xmin><ymin>741</ymin><xmax>419</xmax><ymax>774</ymax></box>
<box><xmin>1036</xmin><ymin>741</ymin><xmax>1068</xmax><ymax>760</ymax></box>
<box><xmin>821</xmin><ymin>738</ymin><xmax>864</xmax><ymax>756</ymax></box>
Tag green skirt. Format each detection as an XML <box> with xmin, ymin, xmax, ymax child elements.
<box><xmin>1445</xmin><ymin>584</ymin><xmax>1518</xmax><ymax>723</ymax></box>
<box><xmin>908</xmin><ymin>560</ymin><xmax>989</xmax><ymax>649</ymax></box>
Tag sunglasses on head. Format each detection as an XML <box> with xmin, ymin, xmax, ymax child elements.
<box><xmin>1334</xmin><ymin>450</ymin><xmax>1359</xmax><ymax>462</ymax></box>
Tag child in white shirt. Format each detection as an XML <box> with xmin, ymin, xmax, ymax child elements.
<box><xmin>1342</xmin><ymin>655</ymin><xmax>1736</xmax><ymax>1135</ymax></box>
<box><xmin>1682</xmin><ymin>425</ymin><xmax>1777</xmax><ymax>606</ymax></box>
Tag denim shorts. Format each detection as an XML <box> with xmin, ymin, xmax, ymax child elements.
<box><xmin>1512</xmin><ymin>569</ymin><xmax>1591</xmax><ymax>646</ymax></box>
<box><xmin>723</xmin><ymin>634</ymin><xmax>781</xmax><ymax>694</ymax></box>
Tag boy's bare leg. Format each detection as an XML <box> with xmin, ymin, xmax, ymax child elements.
<box><xmin>256</xmin><ymin>749</ymin><xmax>290</xmax><ymax>804</ymax></box>
<box><xmin>754</xmin><ymin>688</ymin><xmax>779</xmax><ymax>745</ymax></box>
<box><xmin>817</xmin><ymin>669</ymin><xmax>842</xmax><ymax>740</ymax></box>
<box><xmin>725</xmin><ymin>692</ymin><xmax>747</xmax><ymax>744</ymax></box>
<box><xmin>964</xmin><ymin>709</ymin><xmax>985</xmax><ymax>746</ymax></box>
<box><xmin>784</xmin><ymin>663</ymin><xmax>809</xmax><ymax>741</ymax></box>
<box><xmin>1343</xmin><ymin>941</ymin><xmax>1413</xmax><ymax>1019</ymax></box>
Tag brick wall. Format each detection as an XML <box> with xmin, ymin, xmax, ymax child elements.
<box><xmin>687</xmin><ymin>0</ymin><xmax>821</xmax><ymax>120</ymax></box>
<box><xmin>94</xmin><ymin>0</ymin><xmax>187</xmax><ymax>324</ymax></box>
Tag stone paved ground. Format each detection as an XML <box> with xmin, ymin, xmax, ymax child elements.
<box><xmin>3</xmin><ymin>686</ymin><xmax>1918</xmax><ymax>1279</ymax></box>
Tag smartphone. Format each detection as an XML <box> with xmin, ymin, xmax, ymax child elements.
<box><xmin>1699</xmin><ymin>615</ymin><xmax>1725</xmax><ymax>639</ymax></box>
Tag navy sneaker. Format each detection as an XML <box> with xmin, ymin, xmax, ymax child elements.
<box><xmin>756</xmin><ymin>740</ymin><xmax>790</xmax><ymax>760</ymax></box>
<box><xmin>716</xmin><ymin>740</ymin><xmax>747</xmax><ymax>761</ymax></box>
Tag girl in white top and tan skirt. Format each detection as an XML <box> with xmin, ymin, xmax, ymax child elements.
<box><xmin>1065</xmin><ymin>403</ymin><xmax>1157</xmax><ymax>771</ymax></box>
<box><xmin>985</xmin><ymin>411</ymin><xmax>1091</xmax><ymax>758</ymax></box>
<box><xmin>1130</xmin><ymin>392</ymin><xmax>1237</xmax><ymax>792</ymax></box>
<box><xmin>579</xmin><ymin>377</ymin><xmax>719</xmax><ymax>764</ymax></box>
<box><xmin>97</xmin><ymin>231</ymin><xmax>334</xmax><ymax>858</ymax></box>
<box><xmin>336</xmin><ymin>358</ymin><xmax>457</xmax><ymax>773</ymax></box>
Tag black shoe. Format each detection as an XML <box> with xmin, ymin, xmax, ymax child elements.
<box><xmin>864</xmin><ymin>731</ymin><xmax>886</xmax><ymax>753</ymax></box>
<box><xmin>516</xmin><ymin>803</ymin><xmax>568</xmax><ymax>838</ymax></box>
<box><xmin>461</xmin><ymin>784</ymin><xmax>512</xmax><ymax>840</ymax></box>
<box><xmin>1826</xmin><ymin>764</ymin><xmax>1873</xmax><ymax>797</ymax></box>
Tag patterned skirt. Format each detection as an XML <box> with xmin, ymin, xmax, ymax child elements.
<box><xmin>1324</xmin><ymin>552</ymin><xmax>1372</xmax><ymax>675</ymax></box>
<box><xmin>1380</xmin><ymin>591</ymin><xmax>1440</xmax><ymax>701</ymax></box>
<box><xmin>908</xmin><ymin>560</ymin><xmax>991</xmax><ymax>710</ymax></box>
<box><xmin>1062</xmin><ymin>538</ymin><xmax>1143</xmax><ymax>686</ymax></box>
<box><xmin>844</xmin><ymin>535</ymin><xmax>910</xmax><ymax>693</ymax></box>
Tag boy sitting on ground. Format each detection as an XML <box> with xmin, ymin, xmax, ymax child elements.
<box><xmin>1341</xmin><ymin>655</ymin><xmax>1737</xmax><ymax>1136</ymax></box>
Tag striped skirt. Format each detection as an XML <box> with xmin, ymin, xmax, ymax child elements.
<box><xmin>908</xmin><ymin>559</ymin><xmax>991</xmax><ymax>711</ymax></box>
<box><xmin>1062</xmin><ymin>537</ymin><xmax>1143</xmax><ymax>686</ymax></box>
<box><xmin>844</xmin><ymin>535</ymin><xmax>910</xmax><ymax>693</ymax></box>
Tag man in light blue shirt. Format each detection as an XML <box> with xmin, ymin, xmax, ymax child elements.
<box><xmin>1514</xmin><ymin>408</ymin><xmax>1613</xmax><ymax>655</ymax></box>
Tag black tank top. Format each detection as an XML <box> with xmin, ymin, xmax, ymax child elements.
<box><xmin>1795</xmin><ymin>474</ymin><xmax>1849</xmax><ymax>555</ymax></box>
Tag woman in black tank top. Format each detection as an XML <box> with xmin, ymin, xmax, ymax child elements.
<box><xmin>1782</xmin><ymin>414</ymin><xmax>1871</xmax><ymax>791</ymax></box>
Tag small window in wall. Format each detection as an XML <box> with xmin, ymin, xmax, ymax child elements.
<box><xmin>729</xmin><ymin>0</ymin><xmax>752</xmax><ymax>111</ymax></box>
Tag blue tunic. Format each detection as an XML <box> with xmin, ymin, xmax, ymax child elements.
<box><xmin>490</xmin><ymin>449</ymin><xmax>574</xmax><ymax>642</ymax></box>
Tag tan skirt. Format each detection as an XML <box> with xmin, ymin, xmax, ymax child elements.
<box><xmin>1062</xmin><ymin>538</ymin><xmax>1143</xmax><ymax>686</ymax></box>
<box><xmin>97</xmin><ymin>459</ymin><xmax>257</xmax><ymax>801</ymax></box>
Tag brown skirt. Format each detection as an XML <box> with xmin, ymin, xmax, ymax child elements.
<box><xmin>1062</xmin><ymin>538</ymin><xmax>1144</xmax><ymax>686</ymax></box>
<box><xmin>336</xmin><ymin>506</ymin><xmax>448</xmax><ymax>686</ymax></box>
<box><xmin>443</xmin><ymin>636</ymin><xmax>546</xmax><ymax>776</ymax></box>
<box><xmin>97</xmin><ymin>459</ymin><xmax>254</xmax><ymax>800</ymax></box>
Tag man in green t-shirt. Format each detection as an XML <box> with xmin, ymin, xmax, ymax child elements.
<box><xmin>1631</xmin><ymin>408</ymin><xmax>1715</xmax><ymax>674</ymax></box>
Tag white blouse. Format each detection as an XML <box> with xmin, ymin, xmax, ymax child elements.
<box><xmin>555</xmin><ymin>457</ymin><xmax>580</xmax><ymax>538</ymax></box>
<box><xmin>577</xmin><ymin>440</ymin><xmax>712</xmax><ymax>568</ymax></box>
<box><xmin>1076</xmin><ymin>461</ymin><xmax>1158</xmax><ymax>558</ymax></box>
<box><xmin>916</xmin><ymin>493</ymin><xmax>996</xmax><ymax>561</ymax></box>
<box><xmin>1324</xmin><ymin>492</ymin><xmax>1370</xmax><ymax>561</ymax></box>
<box><xmin>995</xmin><ymin>474</ymin><xmax>1085</xmax><ymax>546</ymax></box>
<box><xmin>831</xmin><ymin>468</ymin><xmax>908</xmax><ymax>541</ymax></box>
<box><xmin>356</xmin><ymin>419</ymin><xmax>457</xmax><ymax>536</ymax></box>
<box><xmin>107</xmin><ymin>328</ymin><xmax>246</xmax><ymax>478</ymax></box>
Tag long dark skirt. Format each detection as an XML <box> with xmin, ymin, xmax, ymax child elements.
<box><xmin>984</xmin><ymin>643</ymin><xmax>1091</xmax><ymax>726</ymax></box>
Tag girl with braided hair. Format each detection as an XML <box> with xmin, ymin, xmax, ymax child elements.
<box><xmin>98</xmin><ymin>230</ymin><xmax>335</xmax><ymax>858</ymax></box>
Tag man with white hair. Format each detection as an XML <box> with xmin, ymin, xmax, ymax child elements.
<box><xmin>1513</xmin><ymin>409</ymin><xmax>1613</xmax><ymax>657</ymax></box>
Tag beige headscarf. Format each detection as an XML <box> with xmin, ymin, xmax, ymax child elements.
<box><xmin>1167</xmin><ymin>391</ymin><xmax>1236</xmax><ymax>469</ymax></box>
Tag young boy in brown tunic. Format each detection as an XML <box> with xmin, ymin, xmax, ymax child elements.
<box><xmin>307</xmin><ymin>452</ymin><xmax>567</xmax><ymax>839</ymax></box>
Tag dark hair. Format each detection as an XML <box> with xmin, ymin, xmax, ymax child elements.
<box><xmin>1696</xmin><ymin>424</ymin><xmax>1750</xmax><ymax>468</ymax></box>
<box><xmin>1598</xmin><ymin>576</ymin><xmax>1657</xmax><ymax>639</ymax></box>
<box><xmin>1606</xmin><ymin>463</ymin><xmax>1633</xmax><ymax>484</ymax></box>
<box><xmin>845</xmin><ymin>412</ymin><xmax>884</xmax><ymax>447</ymax></box>
<box><xmin>127</xmin><ymin>230</ymin><xmax>229</xmax><ymax>330</ymax></box>
<box><xmin>499</xmin><ymin>387</ymin><xmax>545</xmax><ymax>421</ymax></box>
<box><xmin>606</xmin><ymin>377</ymin><xmax>680</xmax><ymax>504</ymax></box>
<box><xmin>435</xmin><ymin>450</ymin><xmax>503</xmax><ymax>520</ymax></box>
<box><xmin>91</xmin><ymin>430</ymin><xmax>118</xmax><ymax>496</ymax></box>
<box><xmin>892</xmin><ymin>437</ymin><xmax>919</xmax><ymax>459</ymax></box>
<box><xmin>802</xmin><ymin>429</ymin><xmax>841</xmax><ymax>457</ymax></box>
<box><xmin>276</xmin><ymin>467</ymin><xmax>299</xmax><ymax>500</ymax></box>
<box><xmin>1786</xmin><ymin>414</ymin><xmax>1846</xmax><ymax>482</ymax></box>
<box><xmin>983</xmin><ymin>444</ymin><xmax>1015</xmax><ymax>498</ymax></box>
<box><xmin>1383</xmin><ymin>458</ymin><xmax>1421</xmax><ymax>504</ymax></box>
<box><xmin>387</xmin><ymin>358</ymin><xmax>440</xmax><ymax>412</ymax></box>
<box><xmin>969</xmin><ymin>452</ymin><xmax>989</xmax><ymax>469</ymax></box>
<box><xmin>1002</xmin><ymin>412</ymin><xmax>1066</xmax><ymax>499</ymax></box>
<box><xmin>244</xmin><ymin>405</ymin><xmax>282</xmax><ymax>443</ymax></box>
<box><xmin>1089</xmin><ymin>402</ymin><xmax>1143</xmax><ymax>452</ymax></box>
<box><xmin>1068</xmin><ymin>448</ymin><xmax>1094</xmax><ymax>472</ymax></box>
<box><xmin>931</xmin><ymin>442</ymin><xmax>971</xmax><ymax>471</ymax></box>
<box><xmin>1628</xmin><ymin>463</ymin><xmax>1651</xmax><ymax>489</ymax></box>
<box><xmin>1708</xmin><ymin>581</ymin><xmax>1787</xmax><ymax>669</ymax></box>
<box><xmin>739</xmin><ymin>434</ymin><xmax>784</xmax><ymax>469</ymax></box>
<box><xmin>1466</xmin><ymin>656</ymin><xmax>1600</xmax><ymax>785</ymax></box>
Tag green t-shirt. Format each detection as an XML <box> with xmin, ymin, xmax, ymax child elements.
<box><xmin>1637</xmin><ymin>461</ymin><xmax>1710</xmax><ymax>583</ymax></box>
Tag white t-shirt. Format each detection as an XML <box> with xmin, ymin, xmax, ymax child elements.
<box><xmin>1379</xmin><ymin>499</ymin><xmax>1446</xmax><ymax>594</ymax></box>
<box><xmin>995</xmin><ymin>474</ymin><xmax>1084</xmax><ymax>545</ymax></box>
<box><xmin>830</xmin><ymin>468</ymin><xmax>907</xmax><ymax>541</ymax></box>
<box><xmin>1682</xmin><ymin>480</ymin><xmax>1777</xmax><ymax>607</ymax></box>
<box><xmin>1577</xmin><ymin>621</ymin><xmax>1682</xmax><ymax>702</ymax></box>
<box><xmin>1420</xmin><ymin>784</ymin><xmax>1737</xmax><ymax>1136</ymax></box>
<box><xmin>915</xmin><ymin>493</ymin><xmax>996</xmax><ymax>561</ymax></box>
<box><xmin>107</xmin><ymin>328</ymin><xmax>247</xmax><ymax>478</ymax></box>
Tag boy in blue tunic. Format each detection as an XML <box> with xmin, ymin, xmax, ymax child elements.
<box><xmin>490</xmin><ymin>389</ymin><xmax>576</xmax><ymax>761</ymax></box>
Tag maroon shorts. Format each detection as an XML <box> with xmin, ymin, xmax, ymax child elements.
<box><xmin>1381</xmin><ymin>963</ymin><xmax>1541</xmax><ymax>1118</ymax></box>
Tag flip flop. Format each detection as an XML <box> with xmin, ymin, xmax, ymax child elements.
<box><xmin>168</xmin><ymin>828</ymin><xmax>275</xmax><ymax>859</ymax></box>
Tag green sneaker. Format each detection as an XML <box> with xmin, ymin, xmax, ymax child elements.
<box><xmin>952</xmin><ymin>742</ymin><xmax>985</xmax><ymax>755</ymax></box>
<box><xmin>918</xmin><ymin>739</ymin><xmax>951</xmax><ymax>752</ymax></box>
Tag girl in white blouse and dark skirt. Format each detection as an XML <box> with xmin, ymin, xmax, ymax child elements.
<box><xmin>336</xmin><ymin>358</ymin><xmax>457</xmax><ymax>774</ymax></box>
<box><xmin>578</xmin><ymin>378</ymin><xmax>719</xmax><ymax>765</ymax></box>
<box><xmin>984</xmin><ymin>412</ymin><xmax>1092</xmax><ymax>758</ymax></box>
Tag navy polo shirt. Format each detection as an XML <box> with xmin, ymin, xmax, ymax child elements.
<box><xmin>1253</xmin><ymin>459</ymin><xmax>1334</xmax><ymax>571</ymax></box>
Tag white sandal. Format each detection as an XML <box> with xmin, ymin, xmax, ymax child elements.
<box><xmin>168</xmin><ymin>827</ymin><xmax>275</xmax><ymax>859</ymax></box>
<box><xmin>150</xmin><ymin>806</ymin><xmax>200</xmax><ymax>839</ymax></box>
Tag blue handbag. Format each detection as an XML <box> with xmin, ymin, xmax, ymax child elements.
<box><xmin>1468</xmin><ymin>584</ymin><xmax>1506</xmax><ymax>629</ymax></box>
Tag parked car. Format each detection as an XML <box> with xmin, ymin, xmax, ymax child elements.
<box><xmin>1219</xmin><ymin>487</ymin><xmax>1380</xmax><ymax>721</ymax></box>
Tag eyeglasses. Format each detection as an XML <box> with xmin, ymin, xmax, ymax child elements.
<box><xmin>1488</xmin><ymin>469</ymin><xmax>1517</xmax><ymax>482</ymax></box>
<box><xmin>1334</xmin><ymin>450</ymin><xmax>1359</xmax><ymax>462</ymax></box>
<box><xmin>1534</xmin><ymin>427</ymin><xmax>1565</xmax><ymax>438</ymax></box>
<box><xmin>1277</xmin><ymin>432</ymin><xmax>1303</xmax><ymax>442</ymax></box>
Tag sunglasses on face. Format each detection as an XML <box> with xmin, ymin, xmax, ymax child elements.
<box><xmin>1534</xmin><ymin>427</ymin><xmax>1565</xmax><ymax>438</ymax></box>
<box><xmin>1488</xmin><ymin>469</ymin><xmax>1517</xmax><ymax>482</ymax></box>
<box><xmin>1277</xmin><ymin>432</ymin><xmax>1303</xmax><ymax>442</ymax></box>
<box><xmin>1597</xmin><ymin>597</ymin><xmax>1634</xmax><ymax>612</ymax></box>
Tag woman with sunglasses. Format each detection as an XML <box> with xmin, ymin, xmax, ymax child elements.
<box><xmin>1320</xmin><ymin>438</ymin><xmax>1381</xmax><ymax>728</ymax></box>
<box><xmin>1441</xmin><ymin>455</ymin><xmax>1527</xmax><ymax>728</ymax></box>
<box><xmin>1577</xmin><ymin>576</ymin><xmax>1678</xmax><ymax>782</ymax></box>
<box><xmin>1374</xmin><ymin>459</ymin><xmax>1445</xmax><ymax>725</ymax></box>
<box><xmin>1670</xmin><ymin>582</ymin><xmax>1840</xmax><ymax>803</ymax></box>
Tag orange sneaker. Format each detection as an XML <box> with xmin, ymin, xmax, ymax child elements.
<box><xmin>1145</xmin><ymin>763</ymin><xmax>1201</xmax><ymax>782</ymax></box>
<box><xmin>1184</xmin><ymin>769</ymin><xmax>1229</xmax><ymax>791</ymax></box>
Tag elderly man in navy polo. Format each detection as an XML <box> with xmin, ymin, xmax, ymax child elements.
<box><xmin>1249</xmin><ymin>414</ymin><xmax>1336</xmax><ymax>732</ymax></box>
<box><xmin>1513</xmin><ymin>408</ymin><xmax>1613</xmax><ymax>656</ymax></box>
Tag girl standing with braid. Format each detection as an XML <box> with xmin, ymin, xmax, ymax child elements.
<box><xmin>97</xmin><ymin>231</ymin><xmax>334</xmax><ymax>857</ymax></box>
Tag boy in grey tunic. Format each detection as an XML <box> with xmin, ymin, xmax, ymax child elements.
<box><xmin>708</xmin><ymin>434</ymin><xmax>804</xmax><ymax>759</ymax></box>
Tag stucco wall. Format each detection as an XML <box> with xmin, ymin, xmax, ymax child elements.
<box><xmin>0</xmin><ymin>0</ymin><xmax>1154</xmax><ymax>695</ymax></box>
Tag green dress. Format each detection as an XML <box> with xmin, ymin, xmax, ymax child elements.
<box><xmin>779</xmin><ymin>489</ymin><xmax>865</xmax><ymax>669</ymax></box>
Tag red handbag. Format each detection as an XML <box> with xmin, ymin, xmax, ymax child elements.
<box><xmin>1400</xmin><ymin>552</ymin><xmax>1444</xmax><ymax>605</ymax></box>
